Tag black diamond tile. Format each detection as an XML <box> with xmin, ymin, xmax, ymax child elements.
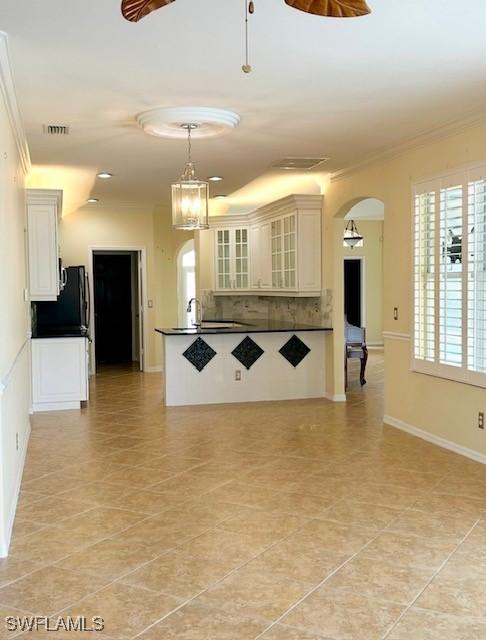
<box><xmin>231</xmin><ymin>336</ymin><xmax>264</xmax><ymax>370</ymax></box>
<box><xmin>279</xmin><ymin>335</ymin><xmax>311</xmax><ymax>367</ymax></box>
<box><xmin>183</xmin><ymin>338</ymin><xmax>217</xmax><ymax>372</ymax></box>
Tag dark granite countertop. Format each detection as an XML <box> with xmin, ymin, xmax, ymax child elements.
<box><xmin>156</xmin><ymin>319</ymin><xmax>333</xmax><ymax>336</ymax></box>
<box><xmin>32</xmin><ymin>326</ymin><xmax>90</xmax><ymax>339</ymax></box>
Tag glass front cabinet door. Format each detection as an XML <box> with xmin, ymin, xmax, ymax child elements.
<box><xmin>272</xmin><ymin>214</ymin><xmax>297</xmax><ymax>290</ymax></box>
<box><xmin>214</xmin><ymin>227</ymin><xmax>250</xmax><ymax>291</ymax></box>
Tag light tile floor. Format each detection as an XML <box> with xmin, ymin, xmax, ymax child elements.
<box><xmin>2</xmin><ymin>351</ymin><xmax>486</xmax><ymax>638</ymax></box>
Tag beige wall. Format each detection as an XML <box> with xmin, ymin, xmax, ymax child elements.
<box><xmin>60</xmin><ymin>203</ymin><xmax>190</xmax><ymax>370</ymax></box>
<box><xmin>152</xmin><ymin>204</ymin><xmax>193</xmax><ymax>365</ymax></box>
<box><xmin>322</xmin><ymin>120</ymin><xmax>486</xmax><ymax>457</ymax></box>
<box><xmin>0</xmin><ymin>47</ymin><xmax>31</xmax><ymax>555</ymax></box>
<box><xmin>342</xmin><ymin>220</ymin><xmax>384</xmax><ymax>345</ymax></box>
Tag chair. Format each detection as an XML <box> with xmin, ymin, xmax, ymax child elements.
<box><xmin>345</xmin><ymin>319</ymin><xmax>368</xmax><ymax>389</ymax></box>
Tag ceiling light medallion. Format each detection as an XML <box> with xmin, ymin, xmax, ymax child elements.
<box><xmin>172</xmin><ymin>124</ymin><xmax>209</xmax><ymax>230</ymax></box>
<box><xmin>343</xmin><ymin>219</ymin><xmax>363</xmax><ymax>248</ymax></box>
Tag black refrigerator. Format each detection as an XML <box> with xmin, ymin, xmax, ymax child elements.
<box><xmin>32</xmin><ymin>266</ymin><xmax>90</xmax><ymax>338</ymax></box>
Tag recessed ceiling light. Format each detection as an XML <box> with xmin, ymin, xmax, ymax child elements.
<box><xmin>87</xmin><ymin>198</ymin><xmax>99</xmax><ymax>203</ymax></box>
<box><xmin>213</xmin><ymin>195</ymin><xmax>227</xmax><ymax>199</ymax></box>
<box><xmin>97</xmin><ymin>172</ymin><xmax>113</xmax><ymax>179</ymax></box>
<box><xmin>208</xmin><ymin>176</ymin><xmax>224</xmax><ymax>182</ymax></box>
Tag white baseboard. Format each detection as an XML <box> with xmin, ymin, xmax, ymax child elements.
<box><xmin>384</xmin><ymin>414</ymin><xmax>486</xmax><ymax>465</ymax></box>
<box><xmin>0</xmin><ymin>421</ymin><xmax>31</xmax><ymax>558</ymax></box>
<box><xmin>144</xmin><ymin>366</ymin><xmax>162</xmax><ymax>373</ymax></box>
<box><xmin>33</xmin><ymin>401</ymin><xmax>80</xmax><ymax>412</ymax></box>
<box><xmin>324</xmin><ymin>392</ymin><xmax>347</xmax><ymax>402</ymax></box>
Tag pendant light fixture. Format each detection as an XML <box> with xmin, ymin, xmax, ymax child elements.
<box><xmin>171</xmin><ymin>124</ymin><xmax>209</xmax><ymax>230</ymax></box>
<box><xmin>343</xmin><ymin>219</ymin><xmax>363</xmax><ymax>248</ymax></box>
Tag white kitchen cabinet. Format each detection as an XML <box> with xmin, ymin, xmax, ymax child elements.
<box><xmin>27</xmin><ymin>189</ymin><xmax>63</xmax><ymax>301</ymax></box>
<box><xmin>32</xmin><ymin>337</ymin><xmax>89</xmax><ymax>412</ymax></box>
<box><xmin>207</xmin><ymin>195</ymin><xmax>322</xmax><ymax>297</ymax></box>
<box><xmin>250</xmin><ymin>221</ymin><xmax>272</xmax><ymax>289</ymax></box>
<box><xmin>214</xmin><ymin>226</ymin><xmax>250</xmax><ymax>292</ymax></box>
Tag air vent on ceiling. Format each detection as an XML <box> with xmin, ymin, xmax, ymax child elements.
<box><xmin>272</xmin><ymin>157</ymin><xmax>329</xmax><ymax>170</ymax></box>
<box><xmin>43</xmin><ymin>125</ymin><xmax>70</xmax><ymax>135</ymax></box>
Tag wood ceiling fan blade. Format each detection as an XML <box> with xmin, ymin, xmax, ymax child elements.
<box><xmin>121</xmin><ymin>0</ymin><xmax>176</xmax><ymax>22</ymax></box>
<box><xmin>284</xmin><ymin>0</ymin><xmax>371</xmax><ymax>17</ymax></box>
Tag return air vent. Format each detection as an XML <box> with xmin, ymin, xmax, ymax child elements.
<box><xmin>272</xmin><ymin>157</ymin><xmax>329</xmax><ymax>170</ymax></box>
<box><xmin>43</xmin><ymin>125</ymin><xmax>70</xmax><ymax>135</ymax></box>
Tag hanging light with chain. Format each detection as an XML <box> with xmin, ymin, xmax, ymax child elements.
<box><xmin>343</xmin><ymin>219</ymin><xmax>364</xmax><ymax>248</ymax></box>
<box><xmin>171</xmin><ymin>124</ymin><xmax>209</xmax><ymax>230</ymax></box>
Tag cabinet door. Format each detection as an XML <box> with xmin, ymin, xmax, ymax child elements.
<box><xmin>250</xmin><ymin>224</ymin><xmax>261</xmax><ymax>288</ymax></box>
<box><xmin>215</xmin><ymin>229</ymin><xmax>232</xmax><ymax>289</ymax></box>
<box><xmin>28</xmin><ymin>203</ymin><xmax>59</xmax><ymax>301</ymax></box>
<box><xmin>271</xmin><ymin>219</ymin><xmax>283</xmax><ymax>289</ymax></box>
<box><xmin>283</xmin><ymin>214</ymin><xmax>297</xmax><ymax>289</ymax></box>
<box><xmin>234</xmin><ymin>227</ymin><xmax>249</xmax><ymax>289</ymax></box>
<box><xmin>258</xmin><ymin>222</ymin><xmax>272</xmax><ymax>289</ymax></box>
<box><xmin>32</xmin><ymin>338</ymin><xmax>87</xmax><ymax>408</ymax></box>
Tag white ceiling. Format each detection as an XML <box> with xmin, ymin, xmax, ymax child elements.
<box><xmin>2</xmin><ymin>0</ymin><xmax>486</xmax><ymax>214</ymax></box>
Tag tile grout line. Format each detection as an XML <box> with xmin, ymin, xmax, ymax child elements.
<box><xmin>380</xmin><ymin>517</ymin><xmax>483</xmax><ymax>639</ymax></box>
<box><xmin>251</xmin><ymin>476</ymin><xmax>471</xmax><ymax>640</ymax></box>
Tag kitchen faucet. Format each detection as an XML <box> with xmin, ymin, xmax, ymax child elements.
<box><xmin>186</xmin><ymin>298</ymin><xmax>202</xmax><ymax>328</ymax></box>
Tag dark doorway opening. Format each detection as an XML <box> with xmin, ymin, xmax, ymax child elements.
<box><xmin>94</xmin><ymin>253</ymin><xmax>134</xmax><ymax>365</ymax></box>
<box><xmin>344</xmin><ymin>258</ymin><xmax>362</xmax><ymax>327</ymax></box>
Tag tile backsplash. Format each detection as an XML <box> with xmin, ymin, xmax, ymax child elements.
<box><xmin>201</xmin><ymin>289</ymin><xmax>333</xmax><ymax>327</ymax></box>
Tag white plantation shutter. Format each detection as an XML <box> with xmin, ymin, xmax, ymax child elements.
<box><xmin>414</xmin><ymin>190</ymin><xmax>436</xmax><ymax>362</ymax></box>
<box><xmin>413</xmin><ymin>166</ymin><xmax>486</xmax><ymax>388</ymax></box>
<box><xmin>439</xmin><ymin>183</ymin><xmax>463</xmax><ymax>368</ymax></box>
<box><xmin>468</xmin><ymin>176</ymin><xmax>486</xmax><ymax>377</ymax></box>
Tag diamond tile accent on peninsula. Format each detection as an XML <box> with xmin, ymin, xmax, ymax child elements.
<box><xmin>231</xmin><ymin>337</ymin><xmax>264</xmax><ymax>370</ymax></box>
<box><xmin>279</xmin><ymin>335</ymin><xmax>311</xmax><ymax>367</ymax></box>
<box><xmin>183</xmin><ymin>338</ymin><xmax>217</xmax><ymax>372</ymax></box>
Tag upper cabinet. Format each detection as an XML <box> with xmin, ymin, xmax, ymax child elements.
<box><xmin>207</xmin><ymin>194</ymin><xmax>322</xmax><ymax>297</ymax></box>
<box><xmin>214</xmin><ymin>226</ymin><xmax>250</xmax><ymax>292</ymax></box>
<box><xmin>27</xmin><ymin>189</ymin><xmax>63</xmax><ymax>301</ymax></box>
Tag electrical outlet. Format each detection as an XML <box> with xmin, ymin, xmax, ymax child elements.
<box><xmin>479</xmin><ymin>412</ymin><xmax>484</xmax><ymax>430</ymax></box>
<box><xmin>393</xmin><ymin>307</ymin><xmax>399</xmax><ymax>321</ymax></box>
<box><xmin>235</xmin><ymin>370</ymin><xmax>241</xmax><ymax>381</ymax></box>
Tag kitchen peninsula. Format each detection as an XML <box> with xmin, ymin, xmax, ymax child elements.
<box><xmin>156</xmin><ymin>320</ymin><xmax>332</xmax><ymax>406</ymax></box>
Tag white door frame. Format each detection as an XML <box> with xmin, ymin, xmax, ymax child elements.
<box><xmin>344</xmin><ymin>255</ymin><xmax>366</xmax><ymax>329</ymax></box>
<box><xmin>88</xmin><ymin>246</ymin><xmax>148</xmax><ymax>375</ymax></box>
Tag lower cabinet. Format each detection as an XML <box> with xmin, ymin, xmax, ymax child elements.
<box><xmin>32</xmin><ymin>338</ymin><xmax>89</xmax><ymax>412</ymax></box>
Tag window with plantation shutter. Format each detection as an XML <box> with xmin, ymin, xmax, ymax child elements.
<box><xmin>413</xmin><ymin>165</ymin><xmax>486</xmax><ymax>388</ymax></box>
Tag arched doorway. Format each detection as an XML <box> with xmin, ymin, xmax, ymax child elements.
<box><xmin>333</xmin><ymin>196</ymin><xmax>385</xmax><ymax>398</ymax></box>
<box><xmin>177</xmin><ymin>239</ymin><xmax>196</xmax><ymax>327</ymax></box>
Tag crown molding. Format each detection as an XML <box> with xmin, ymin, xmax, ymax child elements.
<box><xmin>331</xmin><ymin>108</ymin><xmax>486</xmax><ymax>184</ymax></box>
<box><xmin>208</xmin><ymin>194</ymin><xmax>324</xmax><ymax>227</ymax></box>
<box><xmin>0</xmin><ymin>32</ymin><xmax>31</xmax><ymax>176</ymax></box>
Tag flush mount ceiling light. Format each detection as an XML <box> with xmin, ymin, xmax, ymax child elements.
<box><xmin>97</xmin><ymin>172</ymin><xmax>113</xmax><ymax>179</ymax></box>
<box><xmin>171</xmin><ymin>124</ymin><xmax>209</xmax><ymax>230</ymax></box>
<box><xmin>87</xmin><ymin>198</ymin><xmax>99</xmax><ymax>203</ymax></box>
<box><xmin>121</xmin><ymin>1</ymin><xmax>371</xmax><ymax>73</ymax></box>
<box><xmin>137</xmin><ymin>107</ymin><xmax>240</xmax><ymax>139</ymax></box>
<box><xmin>208</xmin><ymin>176</ymin><xmax>224</xmax><ymax>182</ymax></box>
<box><xmin>213</xmin><ymin>195</ymin><xmax>228</xmax><ymax>200</ymax></box>
<box><xmin>343</xmin><ymin>219</ymin><xmax>363</xmax><ymax>248</ymax></box>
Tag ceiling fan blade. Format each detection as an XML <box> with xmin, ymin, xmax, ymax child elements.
<box><xmin>121</xmin><ymin>0</ymin><xmax>176</xmax><ymax>22</ymax></box>
<box><xmin>284</xmin><ymin>0</ymin><xmax>371</xmax><ymax>17</ymax></box>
